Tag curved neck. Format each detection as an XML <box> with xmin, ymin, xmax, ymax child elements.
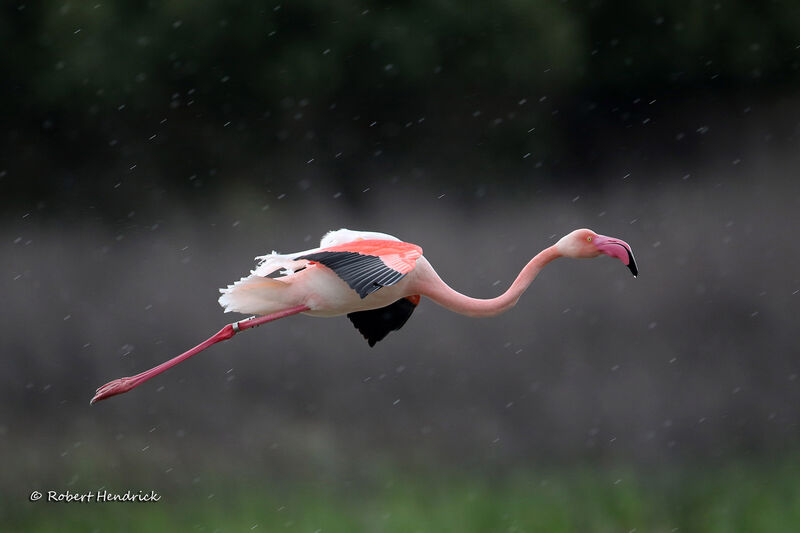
<box><xmin>421</xmin><ymin>245</ymin><xmax>562</xmax><ymax>317</ymax></box>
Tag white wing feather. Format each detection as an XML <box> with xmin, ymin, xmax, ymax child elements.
<box><xmin>252</xmin><ymin>228</ymin><xmax>401</xmax><ymax>277</ymax></box>
<box><xmin>219</xmin><ymin>229</ymin><xmax>403</xmax><ymax>313</ymax></box>
<box><xmin>319</xmin><ymin>228</ymin><xmax>400</xmax><ymax>247</ymax></box>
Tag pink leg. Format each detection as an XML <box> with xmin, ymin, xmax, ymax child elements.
<box><xmin>90</xmin><ymin>305</ymin><xmax>309</xmax><ymax>405</ymax></box>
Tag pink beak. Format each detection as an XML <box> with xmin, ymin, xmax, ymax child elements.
<box><xmin>594</xmin><ymin>235</ymin><xmax>638</xmax><ymax>277</ymax></box>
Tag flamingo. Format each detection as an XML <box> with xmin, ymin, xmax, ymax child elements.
<box><xmin>91</xmin><ymin>228</ymin><xmax>637</xmax><ymax>404</ymax></box>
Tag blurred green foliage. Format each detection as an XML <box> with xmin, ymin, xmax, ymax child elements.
<box><xmin>2</xmin><ymin>1</ymin><xmax>799</xmax><ymax>208</ymax></box>
<box><xmin>6</xmin><ymin>459</ymin><xmax>800</xmax><ymax>532</ymax></box>
<box><xmin>9</xmin><ymin>1</ymin><xmax>798</xmax><ymax>110</ymax></box>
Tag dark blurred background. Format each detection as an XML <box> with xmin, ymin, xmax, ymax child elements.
<box><xmin>3</xmin><ymin>1</ymin><xmax>800</xmax><ymax>531</ymax></box>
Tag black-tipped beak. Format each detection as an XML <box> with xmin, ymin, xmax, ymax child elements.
<box><xmin>594</xmin><ymin>234</ymin><xmax>639</xmax><ymax>278</ymax></box>
<box><xmin>626</xmin><ymin>248</ymin><xmax>638</xmax><ymax>277</ymax></box>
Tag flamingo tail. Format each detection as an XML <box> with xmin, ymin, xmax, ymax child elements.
<box><xmin>218</xmin><ymin>275</ymin><xmax>291</xmax><ymax>315</ymax></box>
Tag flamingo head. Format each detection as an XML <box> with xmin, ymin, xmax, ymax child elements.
<box><xmin>556</xmin><ymin>228</ymin><xmax>638</xmax><ymax>277</ymax></box>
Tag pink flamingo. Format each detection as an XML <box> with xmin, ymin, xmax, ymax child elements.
<box><xmin>91</xmin><ymin>228</ymin><xmax>637</xmax><ymax>404</ymax></box>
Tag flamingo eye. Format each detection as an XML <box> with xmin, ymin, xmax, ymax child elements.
<box><xmin>586</xmin><ymin>236</ymin><xmax>592</xmax><ymax>242</ymax></box>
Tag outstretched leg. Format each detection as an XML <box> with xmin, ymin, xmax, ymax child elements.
<box><xmin>90</xmin><ymin>305</ymin><xmax>309</xmax><ymax>405</ymax></box>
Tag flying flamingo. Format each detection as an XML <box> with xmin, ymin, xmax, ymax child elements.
<box><xmin>91</xmin><ymin>228</ymin><xmax>637</xmax><ymax>404</ymax></box>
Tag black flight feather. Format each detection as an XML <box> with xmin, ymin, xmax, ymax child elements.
<box><xmin>347</xmin><ymin>297</ymin><xmax>419</xmax><ymax>347</ymax></box>
<box><xmin>299</xmin><ymin>250</ymin><xmax>408</xmax><ymax>298</ymax></box>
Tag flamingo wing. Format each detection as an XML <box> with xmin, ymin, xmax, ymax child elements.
<box><xmin>347</xmin><ymin>295</ymin><xmax>421</xmax><ymax>346</ymax></box>
<box><xmin>297</xmin><ymin>239</ymin><xmax>423</xmax><ymax>299</ymax></box>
